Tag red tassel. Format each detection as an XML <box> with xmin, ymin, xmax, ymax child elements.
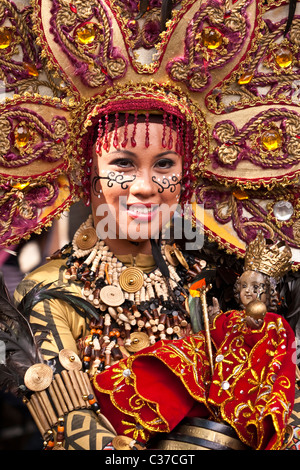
<box><xmin>131</xmin><ymin>111</ymin><xmax>138</xmax><ymax>147</ymax></box>
<box><xmin>162</xmin><ymin>112</ymin><xmax>167</xmax><ymax>148</ymax></box>
<box><xmin>175</xmin><ymin>117</ymin><xmax>180</xmax><ymax>153</ymax></box>
<box><xmin>96</xmin><ymin>118</ymin><xmax>103</xmax><ymax>156</ymax></box>
<box><xmin>168</xmin><ymin>114</ymin><xmax>173</xmax><ymax>149</ymax></box>
<box><xmin>121</xmin><ymin>113</ymin><xmax>129</xmax><ymax>148</ymax></box>
<box><xmin>113</xmin><ymin>112</ymin><xmax>119</xmax><ymax>148</ymax></box>
<box><xmin>145</xmin><ymin>112</ymin><xmax>150</xmax><ymax>148</ymax></box>
<box><xmin>103</xmin><ymin>114</ymin><xmax>109</xmax><ymax>151</ymax></box>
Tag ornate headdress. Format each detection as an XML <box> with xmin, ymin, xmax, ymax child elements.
<box><xmin>244</xmin><ymin>231</ymin><xmax>293</xmax><ymax>281</ymax></box>
<box><xmin>0</xmin><ymin>0</ymin><xmax>299</xmax><ymax>269</ymax></box>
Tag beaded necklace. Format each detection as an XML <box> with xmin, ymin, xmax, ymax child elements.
<box><xmin>62</xmin><ymin>216</ymin><xmax>204</xmax><ymax>375</ymax></box>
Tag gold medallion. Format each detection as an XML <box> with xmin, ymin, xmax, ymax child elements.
<box><xmin>100</xmin><ymin>285</ymin><xmax>125</xmax><ymax>306</ymax></box>
<box><xmin>112</xmin><ymin>435</ymin><xmax>133</xmax><ymax>450</ymax></box>
<box><xmin>118</xmin><ymin>267</ymin><xmax>144</xmax><ymax>293</ymax></box>
<box><xmin>75</xmin><ymin>227</ymin><xmax>98</xmax><ymax>250</ymax></box>
<box><xmin>59</xmin><ymin>349</ymin><xmax>82</xmax><ymax>371</ymax></box>
<box><xmin>24</xmin><ymin>363</ymin><xmax>53</xmax><ymax>392</ymax></box>
<box><xmin>174</xmin><ymin>246</ymin><xmax>189</xmax><ymax>270</ymax></box>
<box><xmin>125</xmin><ymin>332</ymin><xmax>150</xmax><ymax>353</ymax></box>
<box><xmin>164</xmin><ymin>244</ymin><xmax>179</xmax><ymax>266</ymax></box>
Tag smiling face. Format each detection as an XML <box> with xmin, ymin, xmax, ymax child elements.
<box><xmin>91</xmin><ymin>120</ymin><xmax>183</xmax><ymax>254</ymax></box>
<box><xmin>238</xmin><ymin>270</ymin><xmax>268</xmax><ymax>308</ymax></box>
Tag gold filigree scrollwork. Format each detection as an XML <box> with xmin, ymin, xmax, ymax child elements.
<box><xmin>206</xmin><ymin>14</ymin><xmax>300</xmax><ymax>113</ymax></box>
<box><xmin>213</xmin><ymin>109</ymin><xmax>300</xmax><ymax>169</ymax></box>
<box><xmin>198</xmin><ymin>183</ymin><xmax>300</xmax><ymax>249</ymax></box>
<box><xmin>0</xmin><ymin>110</ymin><xmax>68</xmax><ymax>167</ymax></box>
<box><xmin>0</xmin><ymin>1</ymin><xmax>67</xmax><ymax>97</ymax></box>
<box><xmin>167</xmin><ymin>0</ymin><xmax>250</xmax><ymax>91</ymax></box>
<box><xmin>51</xmin><ymin>0</ymin><xmax>126</xmax><ymax>87</ymax></box>
<box><xmin>0</xmin><ymin>181</ymin><xmax>56</xmax><ymax>238</ymax></box>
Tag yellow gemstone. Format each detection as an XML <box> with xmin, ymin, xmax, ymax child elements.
<box><xmin>12</xmin><ymin>181</ymin><xmax>30</xmax><ymax>190</ymax></box>
<box><xmin>75</xmin><ymin>22</ymin><xmax>97</xmax><ymax>45</ymax></box>
<box><xmin>14</xmin><ymin>124</ymin><xmax>31</xmax><ymax>148</ymax></box>
<box><xmin>261</xmin><ymin>128</ymin><xmax>282</xmax><ymax>151</ymax></box>
<box><xmin>202</xmin><ymin>28</ymin><xmax>223</xmax><ymax>49</ymax></box>
<box><xmin>275</xmin><ymin>47</ymin><xmax>293</xmax><ymax>68</ymax></box>
<box><xmin>0</xmin><ymin>27</ymin><xmax>13</xmax><ymax>49</ymax></box>
<box><xmin>238</xmin><ymin>72</ymin><xmax>253</xmax><ymax>85</ymax></box>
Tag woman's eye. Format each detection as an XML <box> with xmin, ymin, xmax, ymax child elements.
<box><xmin>111</xmin><ymin>158</ymin><xmax>134</xmax><ymax>169</ymax></box>
<box><xmin>155</xmin><ymin>159</ymin><xmax>175</xmax><ymax>169</ymax></box>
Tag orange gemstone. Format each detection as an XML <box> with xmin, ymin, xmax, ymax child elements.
<box><xmin>238</xmin><ymin>72</ymin><xmax>253</xmax><ymax>85</ymax></box>
<box><xmin>23</xmin><ymin>62</ymin><xmax>39</xmax><ymax>77</ymax></box>
<box><xmin>0</xmin><ymin>27</ymin><xmax>12</xmax><ymax>49</ymax></box>
<box><xmin>232</xmin><ymin>189</ymin><xmax>249</xmax><ymax>200</ymax></box>
<box><xmin>75</xmin><ymin>22</ymin><xmax>97</xmax><ymax>45</ymax></box>
<box><xmin>14</xmin><ymin>124</ymin><xmax>31</xmax><ymax>148</ymax></box>
<box><xmin>275</xmin><ymin>46</ymin><xmax>293</xmax><ymax>68</ymax></box>
<box><xmin>202</xmin><ymin>28</ymin><xmax>223</xmax><ymax>49</ymax></box>
<box><xmin>261</xmin><ymin>128</ymin><xmax>282</xmax><ymax>151</ymax></box>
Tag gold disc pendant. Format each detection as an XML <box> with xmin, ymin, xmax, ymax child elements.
<box><xmin>112</xmin><ymin>435</ymin><xmax>134</xmax><ymax>450</ymax></box>
<box><xmin>125</xmin><ymin>332</ymin><xmax>151</xmax><ymax>353</ymax></box>
<box><xmin>173</xmin><ymin>246</ymin><xmax>189</xmax><ymax>270</ymax></box>
<box><xmin>75</xmin><ymin>227</ymin><xmax>98</xmax><ymax>250</ymax></box>
<box><xmin>24</xmin><ymin>363</ymin><xmax>53</xmax><ymax>392</ymax></box>
<box><xmin>164</xmin><ymin>244</ymin><xmax>179</xmax><ymax>266</ymax></box>
<box><xmin>59</xmin><ymin>349</ymin><xmax>82</xmax><ymax>371</ymax></box>
<box><xmin>118</xmin><ymin>267</ymin><xmax>144</xmax><ymax>293</ymax></box>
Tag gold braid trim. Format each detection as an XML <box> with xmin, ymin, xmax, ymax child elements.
<box><xmin>208</xmin><ymin>315</ymin><xmax>293</xmax><ymax>450</ymax></box>
<box><xmin>93</xmin><ymin>334</ymin><xmax>214</xmax><ymax>440</ymax></box>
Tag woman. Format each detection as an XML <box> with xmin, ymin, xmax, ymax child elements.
<box><xmin>11</xmin><ymin>109</ymin><xmax>296</xmax><ymax>451</ymax></box>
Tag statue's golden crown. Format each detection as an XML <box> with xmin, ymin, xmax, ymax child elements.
<box><xmin>244</xmin><ymin>232</ymin><xmax>293</xmax><ymax>281</ymax></box>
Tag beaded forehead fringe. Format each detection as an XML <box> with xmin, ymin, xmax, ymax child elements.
<box><xmin>95</xmin><ymin>111</ymin><xmax>188</xmax><ymax>157</ymax></box>
<box><xmin>82</xmin><ymin>109</ymin><xmax>195</xmax><ymax>207</ymax></box>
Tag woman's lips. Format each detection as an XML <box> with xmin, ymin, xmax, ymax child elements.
<box><xmin>126</xmin><ymin>204</ymin><xmax>158</xmax><ymax>222</ymax></box>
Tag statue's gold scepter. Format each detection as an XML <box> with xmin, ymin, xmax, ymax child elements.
<box><xmin>189</xmin><ymin>278</ymin><xmax>214</xmax><ymax>376</ymax></box>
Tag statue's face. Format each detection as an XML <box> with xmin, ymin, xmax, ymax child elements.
<box><xmin>239</xmin><ymin>270</ymin><xmax>267</xmax><ymax>308</ymax></box>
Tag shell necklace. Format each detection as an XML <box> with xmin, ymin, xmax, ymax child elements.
<box><xmin>63</xmin><ymin>216</ymin><xmax>198</xmax><ymax>374</ymax></box>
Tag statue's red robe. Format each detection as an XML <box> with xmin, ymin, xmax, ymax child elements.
<box><xmin>93</xmin><ymin>311</ymin><xmax>296</xmax><ymax>450</ymax></box>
